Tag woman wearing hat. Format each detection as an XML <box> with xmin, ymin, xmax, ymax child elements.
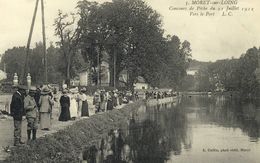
<box><xmin>39</xmin><ymin>87</ymin><xmax>54</xmax><ymax>130</ymax></box>
<box><xmin>107</xmin><ymin>91</ymin><xmax>113</xmax><ymax>111</ymax></box>
<box><xmin>93</xmin><ymin>90</ymin><xmax>101</xmax><ymax>113</ymax></box>
<box><xmin>79</xmin><ymin>87</ymin><xmax>89</xmax><ymax>117</ymax></box>
<box><xmin>59</xmin><ymin>89</ymin><xmax>71</xmax><ymax>121</ymax></box>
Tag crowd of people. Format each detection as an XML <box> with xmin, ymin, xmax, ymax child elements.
<box><xmin>10</xmin><ymin>85</ymin><xmax>57</xmax><ymax>146</ymax></box>
<box><xmin>9</xmin><ymin>84</ymin><xmax>176</xmax><ymax>146</ymax></box>
<box><xmin>9</xmin><ymin>85</ymin><xmax>135</xmax><ymax>146</ymax></box>
<box><xmin>145</xmin><ymin>90</ymin><xmax>177</xmax><ymax>100</ymax></box>
<box><xmin>92</xmin><ymin>89</ymin><xmax>134</xmax><ymax>113</ymax></box>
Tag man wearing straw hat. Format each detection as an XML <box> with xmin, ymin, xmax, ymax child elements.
<box><xmin>10</xmin><ymin>85</ymin><xmax>26</xmax><ymax>146</ymax></box>
<box><xmin>24</xmin><ymin>86</ymin><xmax>39</xmax><ymax>141</ymax></box>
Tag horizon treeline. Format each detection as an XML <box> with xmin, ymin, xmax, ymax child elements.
<box><xmin>182</xmin><ymin>47</ymin><xmax>260</xmax><ymax>96</ymax></box>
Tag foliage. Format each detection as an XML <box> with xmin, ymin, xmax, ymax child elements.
<box><xmin>1</xmin><ymin>0</ymin><xmax>191</xmax><ymax>89</ymax></box>
<box><xmin>0</xmin><ymin>44</ymin><xmax>66</xmax><ymax>85</ymax></box>
<box><xmin>194</xmin><ymin>47</ymin><xmax>260</xmax><ymax>95</ymax></box>
<box><xmin>159</xmin><ymin>36</ymin><xmax>192</xmax><ymax>88</ymax></box>
<box><xmin>77</xmin><ymin>0</ymin><xmax>190</xmax><ymax>89</ymax></box>
<box><xmin>237</xmin><ymin>47</ymin><xmax>260</xmax><ymax>95</ymax></box>
<box><xmin>0</xmin><ymin>47</ymin><xmax>26</xmax><ymax>81</ymax></box>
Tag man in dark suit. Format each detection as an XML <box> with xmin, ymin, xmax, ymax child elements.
<box><xmin>10</xmin><ymin>85</ymin><xmax>26</xmax><ymax>146</ymax></box>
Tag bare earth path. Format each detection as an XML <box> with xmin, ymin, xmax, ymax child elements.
<box><xmin>0</xmin><ymin>95</ymin><xmax>99</xmax><ymax>161</ymax></box>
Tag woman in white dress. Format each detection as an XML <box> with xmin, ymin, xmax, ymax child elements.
<box><xmin>69</xmin><ymin>91</ymin><xmax>78</xmax><ymax>120</ymax></box>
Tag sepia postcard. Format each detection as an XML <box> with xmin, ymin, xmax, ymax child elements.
<box><xmin>0</xmin><ymin>0</ymin><xmax>260</xmax><ymax>162</ymax></box>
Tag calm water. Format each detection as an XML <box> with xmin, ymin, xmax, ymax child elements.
<box><xmin>83</xmin><ymin>96</ymin><xmax>260</xmax><ymax>163</ymax></box>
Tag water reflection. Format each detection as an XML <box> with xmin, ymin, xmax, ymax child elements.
<box><xmin>187</xmin><ymin>96</ymin><xmax>260</xmax><ymax>142</ymax></box>
<box><xmin>82</xmin><ymin>102</ymin><xmax>189</xmax><ymax>163</ymax></box>
<box><xmin>83</xmin><ymin>96</ymin><xmax>260</xmax><ymax>163</ymax></box>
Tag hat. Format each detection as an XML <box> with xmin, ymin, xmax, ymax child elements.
<box><xmin>15</xmin><ymin>85</ymin><xmax>27</xmax><ymax>90</ymax></box>
<box><xmin>70</xmin><ymin>88</ymin><xmax>79</xmax><ymax>94</ymax></box>
<box><xmin>47</xmin><ymin>85</ymin><xmax>54</xmax><ymax>91</ymax></box>
<box><xmin>29</xmin><ymin>86</ymin><xmax>37</xmax><ymax>92</ymax></box>
<box><xmin>62</xmin><ymin>89</ymin><xmax>68</xmax><ymax>94</ymax></box>
<box><xmin>80</xmin><ymin>87</ymin><xmax>87</xmax><ymax>93</ymax></box>
<box><xmin>41</xmin><ymin>87</ymin><xmax>51</xmax><ymax>95</ymax></box>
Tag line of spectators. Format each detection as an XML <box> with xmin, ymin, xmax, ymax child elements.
<box><xmin>145</xmin><ymin>90</ymin><xmax>177</xmax><ymax>100</ymax></box>
<box><xmin>9</xmin><ymin>85</ymin><xmax>136</xmax><ymax>146</ymax></box>
<box><xmin>10</xmin><ymin>84</ymin><xmax>176</xmax><ymax>146</ymax></box>
<box><xmin>93</xmin><ymin>89</ymin><xmax>134</xmax><ymax>113</ymax></box>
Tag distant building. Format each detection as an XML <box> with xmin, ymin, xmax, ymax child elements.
<box><xmin>118</xmin><ymin>71</ymin><xmax>149</xmax><ymax>89</ymax></box>
<box><xmin>0</xmin><ymin>70</ymin><xmax>7</xmax><ymax>81</ymax></box>
<box><xmin>187</xmin><ymin>68</ymin><xmax>198</xmax><ymax>76</ymax></box>
<box><xmin>134</xmin><ymin>76</ymin><xmax>149</xmax><ymax>90</ymax></box>
<box><xmin>78</xmin><ymin>61</ymin><xmax>110</xmax><ymax>86</ymax></box>
<box><xmin>79</xmin><ymin>64</ymin><xmax>150</xmax><ymax>89</ymax></box>
<box><xmin>79</xmin><ymin>68</ymin><xmax>90</xmax><ymax>86</ymax></box>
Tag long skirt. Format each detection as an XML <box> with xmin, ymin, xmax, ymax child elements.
<box><xmin>104</xmin><ymin>101</ymin><xmax>108</xmax><ymax>112</ymax></box>
<box><xmin>113</xmin><ymin>97</ymin><xmax>117</xmax><ymax>107</ymax></box>
<box><xmin>100</xmin><ymin>101</ymin><xmax>106</xmax><ymax>112</ymax></box>
<box><xmin>81</xmin><ymin>101</ymin><xmax>89</xmax><ymax>117</ymax></box>
<box><xmin>40</xmin><ymin>112</ymin><xmax>51</xmax><ymax>129</ymax></box>
<box><xmin>107</xmin><ymin>100</ymin><xmax>113</xmax><ymax>111</ymax></box>
<box><xmin>70</xmin><ymin>99</ymin><xmax>78</xmax><ymax>118</ymax></box>
<box><xmin>59</xmin><ymin>106</ymin><xmax>71</xmax><ymax>121</ymax></box>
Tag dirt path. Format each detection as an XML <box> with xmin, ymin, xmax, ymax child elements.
<box><xmin>0</xmin><ymin>95</ymin><xmax>97</xmax><ymax>161</ymax></box>
<box><xmin>0</xmin><ymin>93</ymin><xmax>128</xmax><ymax>161</ymax></box>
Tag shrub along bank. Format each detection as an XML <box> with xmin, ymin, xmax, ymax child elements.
<box><xmin>5</xmin><ymin>101</ymin><xmax>145</xmax><ymax>163</ymax></box>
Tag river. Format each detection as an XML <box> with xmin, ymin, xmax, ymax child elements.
<box><xmin>82</xmin><ymin>95</ymin><xmax>260</xmax><ymax>163</ymax></box>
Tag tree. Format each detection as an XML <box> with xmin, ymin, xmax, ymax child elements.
<box><xmin>196</xmin><ymin>66</ymin><xmax>213</xmax><ymax>91</ymax></box>
<box><xmin>0</xmin><ymin>44</ymin><xmax>68</xmax><ymax>85</ymax></box>
<box><xmin>194</xmin><ymin>47</ymin><xmax>260</xmax><ymax>95</ymax></box>
<box><xmin>54</xmin><ymin>10</ymin><xmax>81</xmax><ymax>86</ymax></box>
<box><xmin>78</xmin><ymin>0</ymin><xmax>174</xmax><ymax>89</ymax></box>
<box><xmin>0</xmin><ymin>47</ymin><xmax>26</xmax><ymax>81</ymax></box>
<box><xmin>158</xmin><ymin>36</ymin><xmax>192</xmax><ymax>88</ymax></box>
<box><xmin>46</xmin><ymin>43</ymin><xmax>65</xmax><ymax>84</ymax></box>
<box><xmin>29</xmin><ymin>42</ymin><xmax>45</xmax><ymax>83</ymax></box>
<box><xmin>237</xmin><ymin>47</ymin><xmax>260</xmax><ymax>95</ymax></box>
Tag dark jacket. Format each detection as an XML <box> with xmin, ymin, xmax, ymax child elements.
<box><xmin>34</xmin><ymin>89</ymin><xmax>41</xmax><ymax>108</ymax></box>
<box><xmin>10</xmin><ymin>91</ymin><xmax>24</xmax><ymax>121</ymax></box>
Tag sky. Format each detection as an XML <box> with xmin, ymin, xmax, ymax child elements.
<box><xmin>0</xmin><ymin>0</ymin><xmax>260</xmax><ymax>62</ymax></box>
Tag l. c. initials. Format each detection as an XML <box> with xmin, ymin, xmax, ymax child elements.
<box><xmin>222</xmin><ymin>11</ymin><xmax>233</xmax><ymax>16</ymax></box>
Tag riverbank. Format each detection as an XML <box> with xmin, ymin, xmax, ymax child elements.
<box><xmin>0</xmin><ymin>95</ymin><xmax>97</xmax><ymax>161</ymax></box>
<box><xmin>181</xmin><ymin>91</ymin><xmax>260</xmax><ymax>98</ymax></box>
<box><xmin>146</xmin><ymin>97</ymin><xmax>178</xmax><ymax>106</ymax></box>
<box><xmin>3</xmin><ymin>100</ymin><xmax>144</xmax><ymax>163</ymax></box>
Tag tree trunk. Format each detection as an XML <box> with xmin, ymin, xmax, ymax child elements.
<box><xmin>109</xmin><ymin>67</ymin><xmax>114</xmax><ymax>87</ymax></box>
<box><xmin>66</xmin><ymin>59</ymin><xmax>71</xmax><ymax>87</ymax></box>
<box><xmin>127</xmin><ymin>72</ymin><xmax>135</xmax><ymax>91</ymax></box>
<box><xmin>93</xmin><ymin>67</ymin><xmax>98</xmax><ymax>86</ymax></box>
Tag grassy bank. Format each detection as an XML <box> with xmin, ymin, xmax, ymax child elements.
<box><xmin>5</xmin><ymin>101</ymin><xmax>145</xmax><ymax>163</ymax></box>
